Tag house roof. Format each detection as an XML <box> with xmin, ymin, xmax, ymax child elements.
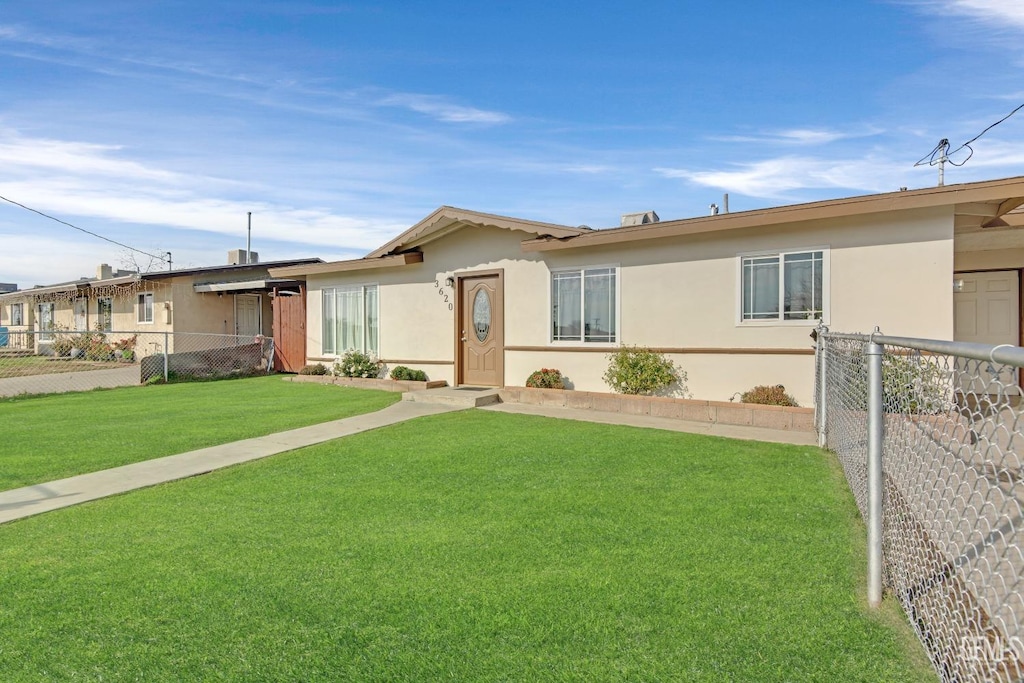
<box><xmin>366</xmin><ymin>206</ymin><xmax>588</xmax><ymax>258</ymax></box>
<box><xmin>0</xmin><ymin>274</ymin><xmax>139</xmax><ymax>299</ymax></box>
<box><xmin>270</xmin><ymin>207</ymin><xmax>585</xmax><ymax>277</ymax></box>
<box><xmin>0</xmin><ymin>258</ymin><xmax>324</xmax><ymax>300</ymax></box>
<box><xmin>270</xmin><ymin>176</ymin><xmax>1024</xmax><ymax>279</ymax></box>
<box><xmin>142</xmin><ymin>257</ymin><xmax>323</xmax><ymax>281</ymax></box>
<box><xmin>520</xmin><ymin>175</ymin><xmax>1024</xmax><ymax>252</ymax></box>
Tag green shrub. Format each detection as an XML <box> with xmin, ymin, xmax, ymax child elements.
<box><xmin>603</xmin><ymin>347</ymin><xmax>685</xmax><ymax>396</ymax></box>
<box><xmin>299</xmin><ymin>363</ymin><xmax>329</xmax><ymax>376</ymax></box>
<box><xmin>334</xmin><ymin>350</ymin><xmax>381</xmax><ymax>379</ymax></box>
<box><xmin>740</xmin><ymin>385</ymin><xmax>799</xmax><ymax>407</ymax></box>
<box><xmin>526</xmin><ymin>368</ymin><xmax>565</xmax><ymax>389</ymax></box>
<box><xmin>389</xmin><ymin>366</ymin><xmax>428</xmax><ymax>381</ymax></box>
<box><xmin>841</xmin><ymin>352</ymin><xmax>952</xmax><ymax>414</ymax></box>
<box><xmin>882</xmin><ymin>354</ymin><xmax>951</xmax><ymax>414</ymax></box>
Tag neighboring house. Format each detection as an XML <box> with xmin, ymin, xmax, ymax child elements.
<box><xmin>0</xmin><ymin>251</ymin><xmax>320</xmax><ymax>368</ymax></box>
<box><xmin>270</xmin><ymin>176</ymin><xmax>1024</xmax><ymax>405</ymax></box>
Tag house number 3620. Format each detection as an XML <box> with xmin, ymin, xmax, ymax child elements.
<box><xmin>434</xmin><ymin>279</ymin><xmax>454</xmax><ymax>311</ymax></box>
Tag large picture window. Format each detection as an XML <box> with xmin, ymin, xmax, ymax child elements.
<box><xmin>551</xmin><ymin>267</ymin><xmax>617</xmax><ymax>343</ymax></box>
<box><xmin>138</xmin><ymin>293</ymin><xmax>154</xmax><ymax>324</ymax></box>
<box><xmin>323</xmin><ymin>284</ymin><xmax>378</xmax><ymax>355</ymax></box>
<box><xmin>741</xmin><ymin>249</ymin><xmax>826</xmax><ymax>323</ymax></box>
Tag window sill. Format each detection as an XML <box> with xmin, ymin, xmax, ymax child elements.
<box><xmin>736</xmin><ymin>319</ymin><xmax>825</xmax><ymax>328</ymax></box>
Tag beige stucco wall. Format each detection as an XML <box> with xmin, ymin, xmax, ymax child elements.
<box><xmin>304</xmin><ymin>206</ymin><xmax>955</xmax><ymax>405</ymax></box>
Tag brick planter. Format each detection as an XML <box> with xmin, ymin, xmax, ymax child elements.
<box><xmin>284</xmin><ymin>375</ymin><xmax>447</xmax><ymax>393</ymax></box>
<box><xmin>499</xmin><ymin>386</ymin><xmax>814</xmax><ymax>432</ymax></box>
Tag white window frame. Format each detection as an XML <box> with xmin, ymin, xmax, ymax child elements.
<box><xmin>322</xmin><ymin>283</ymin><xmax>379</xmax><ymax>355</ymax></box>
<box><xmin>10</xmin><ymin>303</ymin><xmax>23</xmax><ymax>327</ymax></box>
<box><xmin>736</xmin><ymin>247</ymin><xmax>830</xmax><ymax>326</ymax></box>
<box><xmin>138</xmin><ymin>292</ymin><xmax>154</xmax><ymax>324</ymax></box>
<box><xmin>549</xmin><ymin>264</ymin><xmax>620</xmax><ymax>345</ymax></box>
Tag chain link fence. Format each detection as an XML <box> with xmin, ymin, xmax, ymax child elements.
<box><xmin>0</xmin><ymin>329</ymin><xmax>274</xmax><ymax>398</ymax></box>
<box><xmin>817</xmin><ymin>328</ymin><xmax>1024</xmax><ymax>682</ymax></box>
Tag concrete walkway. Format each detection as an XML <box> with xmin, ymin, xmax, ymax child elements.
<box><xmin>0</xmin><ymin>400</ymin><xmax>461</xmax><ymax>525</ymax></box>
<box><xmin>0</xmin><ymin>393</ymin><xmax>817</xmax><ymax>526</ymax></box>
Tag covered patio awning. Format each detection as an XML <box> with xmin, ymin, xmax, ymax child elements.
<box><xmin>192</xmin><ymin>278</ymin><xmax>305</xmax><ymax>294</ymax></box>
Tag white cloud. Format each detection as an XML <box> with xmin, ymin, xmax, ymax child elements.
<box><xmin>709</xmin><ymin>127</ymin><xmax>883</xmax><ymax>146</ymax></box>
<box><xmin>920</xmin><ymin>0</ymin><xmax>1024</xmax><ymax>28</ymax></box>
<box><xmin>375</xmin><ymin>93</ymin><xmax>511</xmax><ymax>124</ymax></box>
<box><xmin>0</xmin><ymin>130</ymin><xmax>406</xmax><ymax>261</ymax></box>
<box><xmin>0</xmin><ymin>134</ymin><xmax>180</xmax><ymax>182</ymax></box>
<box><xmin>655</xmin><ymin>155</ymin><xmax>921</xmax><ymax>198</ymax></box>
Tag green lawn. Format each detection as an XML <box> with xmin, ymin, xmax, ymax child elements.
<box><xmin>0</xmin><ymin>376</ymin><xmax>400</xmax><ymax>490</ymax></box>
<box><xmin>0</xmin><ymin>411</ymin><xmax>934</xmax><ymax>681</ymax></box>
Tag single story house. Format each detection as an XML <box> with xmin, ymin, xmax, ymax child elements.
<box><xmin>268</xmin><ymin>176</ymin><xmax>1024</xmax><ymax>405</ymax></box>
<box><xmin>0</xmin><ymin>251</ymin><xmax>320</xmax><ymax>370</ymax></box>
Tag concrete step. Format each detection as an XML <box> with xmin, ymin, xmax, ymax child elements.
<box><xmin>402</xmin><ymin>386</ymin><xmax>501</xmax><ymax>408</ymax></box>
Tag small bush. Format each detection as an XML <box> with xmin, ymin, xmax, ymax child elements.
<box><xmin>526</xmin><ymin>368</ymin><xmax>565</xmax><ymax>389</ymax></box>
<box><xmin>603</xmin><ymin>347</ymin><xmax>685</xmax><ymax>396</ymax></box>
<box><xmin>299</xmin><ymin>363</ymin><xmax>329</xmax><ymax>376</ymax></box>
<box><xmin>334</xmin><ymin>350</ymin><xmax>381</xmax><ymax>379</ymax></box>
<box><xmin>740</xmin><ymin>385</ymin><xmax>799</xmax><ymax>407</ymax></box>
<box><xmin>389</xmin><ymin>366</ymin><xmax>428</xmax><ymax>381</ymax></box>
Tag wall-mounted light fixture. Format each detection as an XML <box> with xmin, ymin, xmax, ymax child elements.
<box><xmin>445</xmin><ymin>276</ymin><xmax>455</xmax><ymax>287</ymax></box>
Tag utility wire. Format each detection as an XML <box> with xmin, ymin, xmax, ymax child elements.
<box><xmin>915</xmin><ymin>101</ymin><xmax>1024</xmax><ymax>168</ymax></box>
<box><xmin>0</xmin><ymin>193</ymin><xmax>170</xmax><ymax>264</ymax></box>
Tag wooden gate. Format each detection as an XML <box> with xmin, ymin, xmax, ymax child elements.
<box><xmin>272</xmin><ymin>285</ymin><xmax>307</xmax><ymax>373</ymax></box>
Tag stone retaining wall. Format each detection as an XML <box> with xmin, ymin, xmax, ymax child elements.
<box><xmin>499</xmin><ymin>386</ymin><xmax>815</xmax><ymax>432</ymax></box>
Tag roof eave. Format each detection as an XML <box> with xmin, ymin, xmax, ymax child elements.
<box><xmin>269</xmin><ymin>252</ymin><xmax>424</xmax><ymax>278</ymax></box>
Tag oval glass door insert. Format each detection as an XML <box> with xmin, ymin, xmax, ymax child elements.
<box><xmin>473</xmin><ymin>289</ymin><xmax>491</xmax><ymax>342</ymax></box>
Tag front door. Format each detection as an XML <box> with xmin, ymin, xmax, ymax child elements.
<box><xmin>459</xmin><ymin>273</ymin><xmax>503</xmax><ymax>386</ymax></box>
<box><xmin>954</xmin><ymin>270</ymin><xmax>1020</xmax><ymax>391</ymax></box>
<box><xmin>235</xmin><ymin>294</ymin><xmax>262</xmax><ymax>337</ymax></box>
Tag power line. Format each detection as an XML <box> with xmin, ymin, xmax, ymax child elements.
<box><xmin>914</xmin><ymin>101</ymin><xmax>1024</xmax><ymax>170</ymax></box>
<box><xmin>0</xmin><ymin>193</ymin><xmax>170</xmax><ymax>264</ymax></box>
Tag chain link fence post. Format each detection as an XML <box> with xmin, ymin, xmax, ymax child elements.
<box><xmin>865</xmin><ymin>334</ymin><xmax>884</xmax><ymax>609</ymax></box>
<box><xmin>816</xmin><ymin>325</ymin><xmax>828</xmax><ymax>448</ymax></box>
<box><xmin>162</xmin><ymin>332</ymin><xmax>169</xmax><ymax>383</ymax></box>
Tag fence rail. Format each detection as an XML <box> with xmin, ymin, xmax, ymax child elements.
<box><xmin>816</xmin><ymin>327</ymin><xmax>1024</xmax><ymax>682</ymax></box>
<box><xmin>0</xmin><ymin>330</ymin><xmax>274</xmax><ymax>398</ymax></box>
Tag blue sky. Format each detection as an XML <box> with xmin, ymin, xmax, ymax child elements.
<box><xmin>1</xmin><ymin>0</ymin><xmax>1023</xmax><ymax>286</ymax></box>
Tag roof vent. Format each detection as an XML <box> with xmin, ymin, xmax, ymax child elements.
<box><xmin>620</xmin><ymin>211</ymin><xmax>659</xmax><ymax>227</ymax></box>
<box><xmin>228</xmin><ymin>249</ymin><xmax>259</xmax><ymax>265</ymax></box>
